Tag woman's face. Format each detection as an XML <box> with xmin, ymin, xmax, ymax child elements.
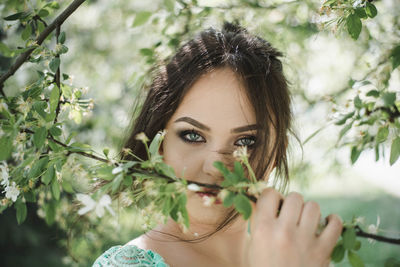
<box><xmin>161</xmin><ymin>67</ymin><xmax>258</xmax><ymax>227</ymax></box>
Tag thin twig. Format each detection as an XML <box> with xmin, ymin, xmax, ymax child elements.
<box><xmin>0</xmin><ymin>0</ymin><xmax>86</xmax><ymax>94</ymax></box>
<box><xmin>23</xmin><ymin>128</ymin><xmax>109</xmax><ymax>163</ymax></box>
<box><xmin>354</xmin><ymin>225</ymin><xmax>400</xmax><ymax>245</ymax></box>
<box><xmin>54</xmin><ymin>24</ymin><xmax>62</xmax><ymax>124</ymax></box>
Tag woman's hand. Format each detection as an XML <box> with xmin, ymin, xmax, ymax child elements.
<box><xmin>244</xmin><ymin>188</ymin><xmax>343</xmax><ymax>267</ymax></box>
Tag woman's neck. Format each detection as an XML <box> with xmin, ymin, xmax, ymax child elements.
<box><xmin>140</xmin><ymin>217</ymin><xmax>250</xmax><ymax>266</ymax></box>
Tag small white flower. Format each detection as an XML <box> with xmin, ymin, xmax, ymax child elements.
<box><xmin>76</xmin><ymin>193</ymin><xmax>115</xmax><ymax>218</ymax></box>
<box><xmin>202</xmin><ymin>195</ymin><xmax>216</xmax><ymax>207</ymax></box>
<box><xmin>187</xmin><ymin>183</ymin><xmax>201</xmax><ymax>192</ymax></box>
<box><xmin>135</xmin><ymin>132</ymin><xmax>149</xmax><ymax>143</ymax></box>
<box><xmin>217</xmin><ymin>189</ymin><xmax>229</xmax><ymax>201</ymax></box>
<box><xmin>112</xmin><ymin>166</ymin><xmax>123</xmax><ymax>175</ymax></box>
<box><xmin>233</xmin><ymin>146</ymin><xmax>248</xmax><ymax>161</ymax></box>
<box><xmin>355</xmin><ymin>216</ymin><xmax>366</xmax><ymax>225</ymax></box>
<box><xmin>0</xmin><ymin>162</ymin><xmax>9</xmax><ymax>187</ymax></box>
<box><xmin>5</xmin><ymin>182</ymin><xmax>20</xmax><ymax>202</ymax></box>
<box><xmin>367</xmin><ymin>215</ymin><xmax>380</xmax><ymax>243</ymax></box>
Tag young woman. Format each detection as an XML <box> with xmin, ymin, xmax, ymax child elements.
<box><xmin>93</xmin><ymin>22</ymin><xmax>343</xmax><ymax>267</ymax></box>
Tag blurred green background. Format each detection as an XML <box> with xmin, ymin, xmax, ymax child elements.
<box><xmin>1</xmin><ymin>0</ymin><xmax>399</xmax><ymax>266</ymax></box>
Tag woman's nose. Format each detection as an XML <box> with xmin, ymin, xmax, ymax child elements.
<box><xmin>201</xmin><ymin>150</ymin><xmax>232</xmax><ymax>181</ymax></box>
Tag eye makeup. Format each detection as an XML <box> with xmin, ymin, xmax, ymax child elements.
<box><xmin>176</xmin><ymin>128</ymin><xmax>257</xmax><ymax>148</ymax></box>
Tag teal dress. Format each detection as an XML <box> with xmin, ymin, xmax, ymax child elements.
<box><xmin>93</xmin><ymin>245</ymin><xmax>169</xmax><ymax>267</ymax></box>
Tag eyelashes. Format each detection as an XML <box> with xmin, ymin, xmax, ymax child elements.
<box><xmin>177</xmin><ymin>129</ymin><xmax>256</xmax><ymax>148</ymax></box>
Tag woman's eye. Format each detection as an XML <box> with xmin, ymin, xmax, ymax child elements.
<box><xmin>235</xmin><ymin>137</ymin><xmax>256</xmax><ymax>147</ymax></box>
<box><xmin>180</xmin><ymin>130</ymin><xmax>205</xmax><ymax>143</ymax></box>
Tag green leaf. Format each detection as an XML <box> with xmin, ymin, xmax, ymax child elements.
<box><xmin>123</xmin><ymin>175</ymin><xmax>133</xmax><ymax>186</ymax></box>
<box><xmin>15</xmin><ymin>200</ymin><xmax>27</xmax><ymax>225</ymax></box>
<box><xmin>49</xmin><ymin>57</ymin><xmax>60</xmax><ymax>73</ymax></box>
<box><xmin>139</xmin><ymin>48</ymin><xmax>153</xmax><ymax>57</ymax></box>
<box><xmin>37</xmin><ymin>20</ymin><xmax>45</xmax><ymax>33</ymax></box>
<box><xmin>32</xmin><ymin>101</ymin><xmax>48</xmax><ymax>119</ymax></box>
<box><xmin>376</xmin><ymin>126</ymin><xmax>389</xmax><ymax>143</ymax></box>
<box><xmin>366</xmin><ymin>89</ymin><xmax>380</xmax><ymax>98</ymax></box>
<box><xmin>335</xmin><ymin>111</ymin><xmax>355</xmax><ymax>126</ymax></box>
<box><xmin>365</xmin><ymin>2</ymin><xmax>377</xmax><ymax>18</ymax></box>
<box><xmin>21</xmin><ymin>24</ymin><xmax>32</xmax><ymax>40</ymax></box>
<box><xmin>49</xmin><ymin>125</ymin><xmax>62</xmax><ymax>137</ymax></box>
<box><xmin>33</xmin><ymin>127</ymin><xmax>47</xmax><ymax>149</ymax></box>
<box><xmin>149</xmin><ymin>131</ymin><xmax>164</xmax><ymax>157</ymax></box>
<box><xmin>331</xmin><ymin>244</ymin><xmax>345</xmax><ymax>263</ymax></box>
<box><xmin>346</xmin><ymin>13</ymin><xmax>362</xmax><ymax>40</ymax></box>
<box><xmin>354</xmin><ymin>95</ymin><xmax>362</xmax><ymax>109</ymax></box>
<box><xmin>382</xmin><ymin>92</ymin><xmax>396</xmax><ymax>107</ymax></box>
<box><xmin>213</xmin><ymin>161</ymin><xmax>230</xmax><ymax>177</ymax></box>
<box><xmin>112</xmin><ymin>173</ymin><xmax>123</xmax><ymax>194</ymax></box>
<box><xmin>41</xmin><ymin>165</ymin><xmax>55</xmax><ymax>185</ymax></box>
<box><xmin>51</xmin><ymin>179</ymin><xmax>60</xmax><ymax>200</ymax></box>
<box><xmin>45</xmin><ymin>1</ymin><xmax>60</xmax><ymax>9</ymax></box>
<box><xmin>61</xmin><ymin>84</ymin><xmax>73</xmax><ymax>98</ymax></box>
<box><xmin>0</xmin><ymin>42</ymin><xmax>13</xmax><ymax>57</ymax></box>
<box><xmin>68</xmin><ymin>142</ymin><xmax>92</xmax><ymax>152</ymax></box>
<box><xmin>233</xmin><ymin>194</ymin><xmax>252</xmax><ymax>220</ymax></box>
<box><xmin>0</xmin><ymin>137</ymin><xmax>12</xmax><ymax>161</ymax></box>
<box><xmin>28</xmin><ymin>156</ymin><xmax>49</xmax><ymax>179</ymax></box>
<box><xmin>339</xmin><ymin>122</ymin><xmax>353</xmax><ymax>140</ymax></box>
<box><xmin>61</xmin><ymin>179</ymin><xmax>74</xmax><ymax>193</ymax></box>
<box><xmin>38</xmin><ymin>8</ymin><xmax>49</xmax><ymax>18</ymax></box>
<box><xmin>323</xmin><ymin>0</ymin><xmax>336</xmax><ymax>6</ymax></box>
<box><xmin>164</xmin><ymin>0</ymin><xmax>175</xmax><ymax>12</ymax></box>
<box><xmin>95</xmin><ymin>165</ymin><xmax>114</xmax><ymax>181</ymax></box>
<box><xmin>348</xmin><ymin>250</ymin><xmax>365</xmax><ymax>267</ymax></box>
<box><xmin>343</xmin><ymin>227</ymin><xmax>357</xmax><ymax>250</ymax></box>
<box><xmin>390</xmin><ymin>45</ymin><xmax>400</xmax><ymax>69</ymax></box>
<box><xmin>223</xmin><ymin>191</ymin><xmax>236</xmax><ymax>207</ymax></box>
<box><xmin>351</xmin><ymin>146</ymin><xmax>361</xmax><ymax>164</ymax></box>
<box><xmin>44</xmin><ymin>201</ymin><xmax>56</xmax><ymax>225</ymax></box>
<box><xmin>132</xmin><ymin>11</ymin><xmax>152</xmax><ymax>27</ymax></box>
<box><xmin>390</xmin><ymin>137</ymin><xmax>400</xmax><ymax>165</ymax></box>
<box><xmin>59</xmin><ymin>32</ymin><xmax>66</xmax><ymax>44</ymax></box>
<box><xmin>155</xmin><ymin>162</ymin><xmax>176</xmax><ymax>178</ymax></box>
<box><xmin>354</xmin><ymin>240</ymin><xmax>361</xmax><ymax>251</ymax></box>
<box><xmin>4</xmin><ymin>12</ymin><xmax>30</xmax><ymax>21</ymax></box>
<box><xmin>48</xmin><ymin>85</ymin><xmax>60</xmax><ymax>121</ymax></box>
<box><xmin>233</xmin><ymin>161</ymin><xmax>245</xmax><ymax>179</ymax></box>
<box><xmin>355</xmin><ymin>8</ymin><xmax>367</xmax><ymax>19</ymax></box>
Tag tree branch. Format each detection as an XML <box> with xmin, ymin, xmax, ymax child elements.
<box><xmin>355</xmin><ymin>225</ymin><xmax>400</xmax><ymax>245</ymax></box>
<box><xmin>0</xmin><ymin>0</ymin><xmax>86</xmax><ymax>95</ymax></box>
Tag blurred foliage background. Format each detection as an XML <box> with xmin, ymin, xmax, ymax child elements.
<box><xmin>0</xmin><ymin>0</ymin><xmax>399</xmax><ymax>266</ymax></box>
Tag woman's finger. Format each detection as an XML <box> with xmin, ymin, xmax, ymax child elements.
<box><xmin>298</xmin><ymin>201</ymin><xmax>321</xmax><ymax>235</ymax></box>
<box><xmin>253</xmin><ymin>188</ymin><xmax>283</xmax><ymax>227</ymax></box>
<box><xmin>318</xmin><ymin>214</ymin><xmax>343</xmax><ymax>254</ymax></box>
<box><xmin>278</xmin><ymin>192</ymin><xmax>304</xmax><ymax>227</ymax></box>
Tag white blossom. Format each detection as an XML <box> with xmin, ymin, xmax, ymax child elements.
<box><xmin>135</xmin><ymin>132</ymin><xmax>149</xmax><ymax>143</ymax></box>
<box><xmin>187</xmin><ymin>183</ymin><xmax>201</xmax><ymax>192</ymax></box>
<box><xmin>202</xmin><ymin>195</ymin><xmax>216</xmax><ymax>207</ymax></box>
<box><xmin>112</xmin><ymin>166</ymin><xmax>123</xmax><ymax>175</ymax></box>
<box><xmin>233</xmin><ymin>146</ymin><xmax>248</xmax><ymax>161</ymax></box>
<box><xmin>5</xmin><ymin>182</ymin><xmax>20</xmax><ymax>202</ymax></box>
<box><xmin>76</xmin><ymin>193</ymin><xmax>115</xmax><ymax>218</ymax></box>
<box><xmin>367</xmin><ymin>215</ymin><xmax>380</xmax><ymax>243</ymax></box>
<box><xmin>0</xmin><ymin>162</ymin><xmax>9</xmax><ymax>187</ymax></box>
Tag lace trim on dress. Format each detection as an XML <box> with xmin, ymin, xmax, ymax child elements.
<box><xmin>93</xmin><ymin>245</ymin><xmax>169</xmax><ymax>267</ymax></box>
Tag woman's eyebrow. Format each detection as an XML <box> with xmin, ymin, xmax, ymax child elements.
<box><xmin>174</xmin><ymin>116</ymin><xmax>258</xmax><ymax>133</ymax></box>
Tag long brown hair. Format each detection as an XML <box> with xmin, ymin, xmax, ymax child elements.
<box><xmin>122</xmin><ymin>22</ymin><xmax>292</xmax><ymax>241</ymax></box>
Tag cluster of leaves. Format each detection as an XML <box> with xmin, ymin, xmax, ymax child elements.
<box><xmin>335</xmin><ymin>86</ymin><xmax>400</xmax><ymax>165</ymax></box>
<box><xmin>316</xmin><ymin>0</ymin><xmax>400</xmax><ymax>166</ymax></box>
<box><xmin>320</xmin><ymin>0</ymin><xmax>378</xmax><ymax>40</ymax></box>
